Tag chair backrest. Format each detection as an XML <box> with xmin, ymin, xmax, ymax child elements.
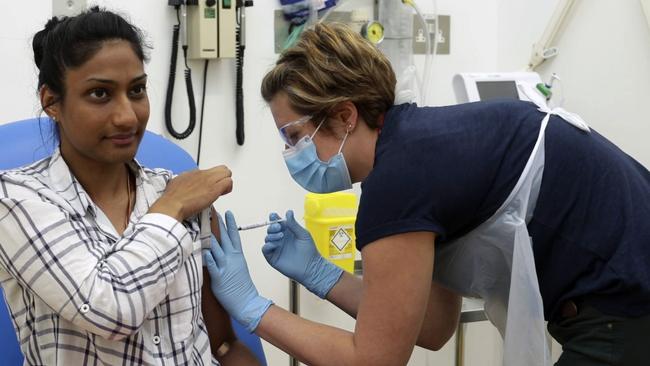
<box><xmin>0</xmin><ymin>118</ymin><xmax>266</xmax><ymax>365</ymax></box>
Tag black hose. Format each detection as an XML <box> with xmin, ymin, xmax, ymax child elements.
<box><xmin>235</xmin><ymin>25</ymin><xmax>245</xmax><ymax>145</ymax></box>
<box><xmin>165</xmin><ymin>17</ymin><xmax>196</xmax><ymax>140</ymax></box>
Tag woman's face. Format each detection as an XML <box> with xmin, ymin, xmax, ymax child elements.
<box><xmin>269</xmin><ymin>92</ymin><xmax>344</xmax><ymax>162</ymax></box>
<box><xmin>44</xmin><ymin>39</ymin><xmax>149</xmax><ymax>168</ymax></box>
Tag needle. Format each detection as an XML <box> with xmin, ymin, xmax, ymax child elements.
<box><xmin>237</xmin><ymin>219</ymin><xmax>285</xmax><ymax>231</ymax></box>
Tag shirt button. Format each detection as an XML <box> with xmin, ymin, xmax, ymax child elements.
<box><xmin>80</xmin><ymin>303</ymin><xmax>90</xmax><ymax>313</ymax></box>
<box><xmin>152</xmin><ymin>335</ymin><xmax>161</xmax><ymax>345</ymax></box>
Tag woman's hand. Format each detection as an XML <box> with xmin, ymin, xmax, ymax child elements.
<box><xmin>263</xmin><ymin>210</ymin><xmax>343</xmax><ymax>299</ymax></box>
<box><xmin>150</xmin><ymin>166</ymin><xmax>233</xmax><ymax>221</ymax></box>
<box><xmin>203</xmin><ymin>211</ymin><xmax>273</xmax><ymax>332</ymax></box>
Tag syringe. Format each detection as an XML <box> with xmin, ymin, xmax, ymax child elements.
<box><xmin>237</xmin><ymin>219</ymin><xmax>285</xmax><ymax>231</ymax></box>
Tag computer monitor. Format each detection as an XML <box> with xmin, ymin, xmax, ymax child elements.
<box><xmin>453</xmin><ymin>72</ymin><xmax>543</xmax><ymax>104</ymax></box>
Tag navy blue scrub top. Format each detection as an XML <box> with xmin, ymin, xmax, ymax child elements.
<box><xmin>356</xmin><ymin>100</ymin><xmax>650</xmax><ymax>320</ymax></box>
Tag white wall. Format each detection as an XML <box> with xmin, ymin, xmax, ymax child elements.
<box><xmin>1</xmin><ymin>1</ymin><xmax>649</xmax><ymax>365</ymax></box>
<box><xmin>0</xmin><ymin>4</ymin><xmax>49</xmax><ymax>119</ymax></box>
<box><xmin>497</xmin><ymin>0</ymin><xmax>650</xmax><ymax>167</ymax></box>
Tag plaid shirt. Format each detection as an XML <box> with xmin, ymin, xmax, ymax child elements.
<box><xmin>0</xmin><ymin>149</ymin><xmax>219</xmax><ymax>365</ymax></box>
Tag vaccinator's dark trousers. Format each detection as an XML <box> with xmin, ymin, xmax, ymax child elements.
<box><xmin>548</xmin><ymin>302</ymin><xmax>650</xmax><ymax>366</ymax></box>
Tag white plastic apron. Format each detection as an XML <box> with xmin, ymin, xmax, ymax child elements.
<box><xmin>433</xmin><ymin>85</ymin><xmax>589</xmax><ymax>366</ymax></box>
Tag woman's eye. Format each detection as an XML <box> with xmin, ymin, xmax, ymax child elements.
<box><xmin>89</xmin><ymin>88</ymin><xmax>109</xmax><ymax>99</ymax></box>
<box><xmin>130</xmin><ymin>84</ymin><xmax>147</xmax><ymax>97</ymax></box>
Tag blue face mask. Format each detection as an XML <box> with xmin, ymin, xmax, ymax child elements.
<box><xmin>282</xmin><ymin>122</ymin><xmax>352</xmax><ymax>193</ymax></box>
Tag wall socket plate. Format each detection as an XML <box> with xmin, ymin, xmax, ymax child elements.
<box><xmin>413</xmin><ymin>14</ymin><xmax>450</xmax><ymax>55</ymax></box>
<box><xmin>52</xmin><ymin>0</ymin><xmax>87</xmax><ymax>17</ymax></box>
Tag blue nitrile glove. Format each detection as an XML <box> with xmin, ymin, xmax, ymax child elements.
<box><xmin>203</xmin><ymin>211</ymin><xmax>272</xmax><ymax>333</ymax></box>
<box><xmin>262</xmin><ymin>210</ymin><xmax>343</xmax><ymax>299</ymax></box>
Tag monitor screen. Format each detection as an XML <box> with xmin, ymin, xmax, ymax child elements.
<box><xmin>476</xmin><ymin>81</ymin><xmax>519</xmax><ymax>101</ymax></box>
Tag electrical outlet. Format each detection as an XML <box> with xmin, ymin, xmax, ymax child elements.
<box><xmin>413</xmin><ymin>14</ymin><xmax>450</xmax><ymax>55</ymax></box>
<box><xmin>52</xmin><ymin>0</ymin><xmax>86</xmax><ymax>17</ymax></box>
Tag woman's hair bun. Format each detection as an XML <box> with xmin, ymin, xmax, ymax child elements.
<box><xmin>44</xmin><ymin>16</ymin><xmax>63</xmax><ymax>31</ymax></box>
<box><xmin>33</xmin><ymin>16</ymin><xmax>66</xmax><ymax>69</ymax></box>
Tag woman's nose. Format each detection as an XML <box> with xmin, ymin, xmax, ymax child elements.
<box><xmin>111</xmin><ymin>95</ymin><xmax>138</xmax><ymax>128</ymax></box>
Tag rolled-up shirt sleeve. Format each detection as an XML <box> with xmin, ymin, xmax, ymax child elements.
<box><xmin>0</xmin><ymin>194</ymin><xmax>195</xmax><ymax>340</ymax></box>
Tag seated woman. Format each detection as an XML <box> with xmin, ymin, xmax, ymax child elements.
<box><xmin>0</xmin><ymin>7</ymin><xmax>258</xmax><ymax>365</ymax></box>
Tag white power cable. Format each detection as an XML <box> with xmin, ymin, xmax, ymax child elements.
<box><xmin>404</xmin><ymin>0</ymin><xmax>437</xmax><ymax>106</ymax></box>
<box><xmin>427</xmin><ymin>0</ymin><xmax>439</xmax><ymax>105</ymax></box>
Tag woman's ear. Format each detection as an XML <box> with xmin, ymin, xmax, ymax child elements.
<box><xmin>331</xmin><ymin>101</ymin><xmax>359</xmax><ymax>133</ymax></box>
<box><xmin>39</xmin><ymin>85</ymin><xmax>60</xmax><ymax>121</ymax></box>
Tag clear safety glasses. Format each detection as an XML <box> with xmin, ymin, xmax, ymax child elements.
<box><xmin>278</xmin><ymin>115</ymin><xmax>313</xmax><ymax>147</ymax></box>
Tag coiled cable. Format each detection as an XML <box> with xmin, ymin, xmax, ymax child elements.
<box><xmin>165</xmin><ymin>7</ymin><xmax>196</xmax><ymax>140</ymax></box>
<box><xmin>235</xmin><ymin>25</ymin><xmax>245</xmax><ymax>145</ymax></box>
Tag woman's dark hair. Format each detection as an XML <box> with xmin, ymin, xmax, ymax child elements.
<box><xmin>33</xmin><ymin>6</ymin><xmax>149</xmax><ymax>106</ymax></box>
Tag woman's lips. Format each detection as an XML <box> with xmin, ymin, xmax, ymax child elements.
<box><xmin>108</xmin><ymin>133</ymin><xmax>136</xmax><ymax>146</ymax></box>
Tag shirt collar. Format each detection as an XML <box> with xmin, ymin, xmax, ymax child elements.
<box><xmin>47</xmin><ymin>148</ymin><xmax>148</xmax><ymax>218</ymax></box>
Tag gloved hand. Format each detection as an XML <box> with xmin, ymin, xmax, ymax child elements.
<box><xmin>203</xmin><ymin>211</ymin><xmax>272</xmax><ymax>333</ymax></box>
<box><xmin>263</xmin><ymin>210</ymin><xmax>343</xmax><ymax>299</ymax></box>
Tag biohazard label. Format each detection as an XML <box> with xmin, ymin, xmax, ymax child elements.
<box><xmin>330</xmin><ymin>228</ymin><xmax>352</xmax><ymax>252</ymax></box>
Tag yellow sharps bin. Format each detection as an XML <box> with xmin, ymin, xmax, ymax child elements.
<box><xmin>304</xmin><ymin>192</ymin><xmax>358</xmax><ymax>273</ymax></box>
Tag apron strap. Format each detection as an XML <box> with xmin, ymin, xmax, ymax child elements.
<box><xmin>517</xmin><ymin>83</ymin><xmax>590</xmax><ymax>132</ymax></box>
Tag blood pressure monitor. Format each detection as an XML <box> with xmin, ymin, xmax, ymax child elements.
<box><xmin>452</xmin><ymin>72</ymin><xmax>544</xmax><ymax>104</ymax></box>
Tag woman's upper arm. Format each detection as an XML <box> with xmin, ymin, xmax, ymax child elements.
<box><xmin>353</xmin><ymin>231</ymin><xmax>436</xmax><ymax>365</ymax></box>
<box><xmin>201</xmin><ymin>267</ymin><xmax>235</xmax><ymax>355</ymax></box>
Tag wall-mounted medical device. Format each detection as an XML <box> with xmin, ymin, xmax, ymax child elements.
<box><xmin>186</xmin><ymin>0</ymin><xmax>237</xmax><ymax>59</ymax></box>
<box><xmin>452</xmin><ymin>72</ymin><xmax>543</xmax><ymax>104</ymax></box>
<box><xmin>166</xmin><ymin>0</ymin><xmax>252</xmax><ymax>149</ymax></box>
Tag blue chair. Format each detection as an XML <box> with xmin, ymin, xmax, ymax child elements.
<box><xmin>0</xmin><ymin>117</ymin><xmax>267</xmax><ymax>365</ymax></box>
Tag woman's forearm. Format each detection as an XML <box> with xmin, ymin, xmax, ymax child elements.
<box><xmin>255</xmin><ymin>231</ymin><xmax>438</xmax><ymax>366</ymax></box>
<box><xmin>326</xmin><ymin>268</ymin><xmax>462</xmax><ymax>351</ymax></box>
<box><xmin>325</xmin><ymin>271</ymin><xmax>363</xmax><ymax>318</ymax></box>
<box><xmin>256</xmin><ymin>305</ymin><xmax>361</xmax><ymax>366</ymax></box>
